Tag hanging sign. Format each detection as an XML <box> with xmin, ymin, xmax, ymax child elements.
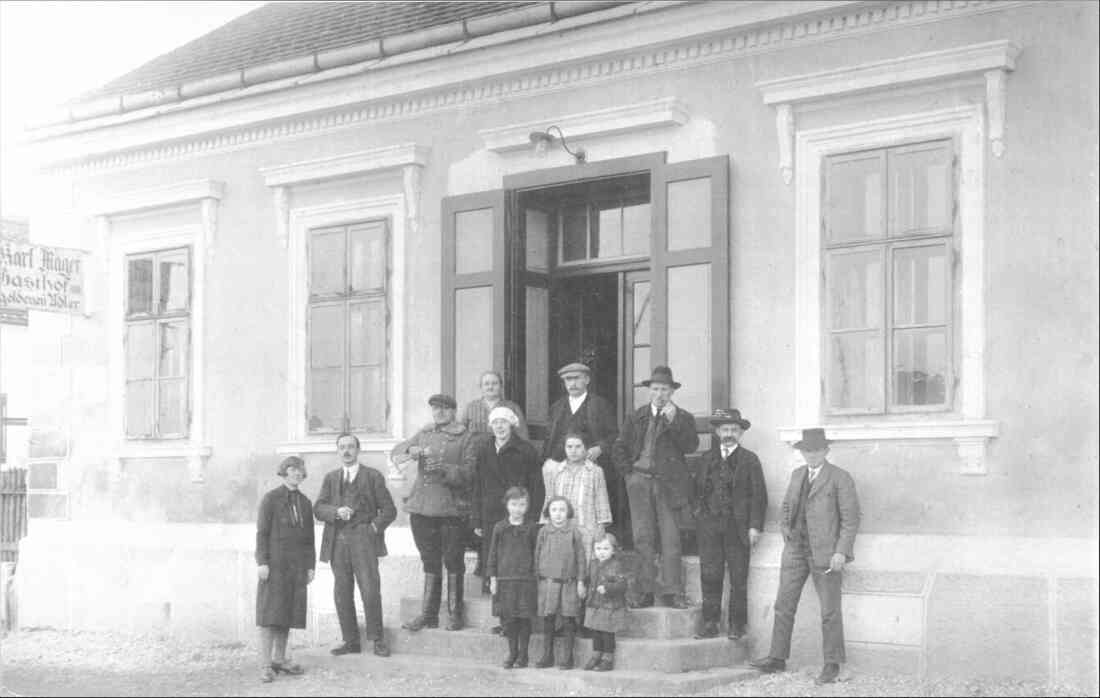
<box><xmin>0</xmin><ymin>237</ymin><xmax>86</xmax><ymax>314</ymax></box>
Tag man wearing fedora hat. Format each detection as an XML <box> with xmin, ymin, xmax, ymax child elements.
<box><xmin>612</xmin><ymin>366</ymin><xmax>699</xmax><ymax>609</ymax></box>
<box><xmin>692</xmin><ymin>408</ymin><xmax>767</xmax><ymax>641</ymax></box>
<box><xmin>750</xmin><ymin>428</ymin><xmax>860</xmax><ymax>685</ymax></box>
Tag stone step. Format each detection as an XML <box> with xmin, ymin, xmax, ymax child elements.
<box><xmin>399</xmin><ymin>595</ymin><xmax>702</xmax><ymax>639</ymax></box>
<box><xmin>390</xmin><ymin>626</ymin><xmax>751</xmax><ymax>674</ymax></box>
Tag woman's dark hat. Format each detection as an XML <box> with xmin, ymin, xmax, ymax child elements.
<box><xmin>641</xmin><ymin>365</ymin><xmax>681</xmax><ymax>389</ymax></box>
<box><xmin>710</xmin><ymin>408</ymin><xmax>750</xmax><ymax>430</ymax></box>
<box><xmin>792</xmin><ymin>428</ymin><xmax>830</xmax><ymax>451</ymax></box>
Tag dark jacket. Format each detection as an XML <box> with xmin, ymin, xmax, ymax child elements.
<box><xmin>693</xmin><ymin>444</ymin><xmax>768</xmax><ymax>545</ymax></box>
<box><xmin>779</xmin><ymin>461</ymin><xmax>860</xmax><ymax>568</ymax></box>
<box><xmin>391</xmin><ymin>421</ymin><xmax>476</xmax><ymax>517</ymax></box>
<box><xmin>471</xmin><ymin>435</ymin><xmax>543</xmax><ymax>531</ymax></box>
<box><xmin>611</xmin><ymin>404</ymin><xmax>700</xmax><ymax>508</ymax></box>
<box><xmin>255</xmin><ymin>486</ymin><xmax>316</xmax><ymax>571</ymax></box>
<box><xmin>314</xmin><ymin>465</ymin><xmax>397</xmax><ymax>563</ymax></box>
<box><xmin>542</xmin><ymin>393</ymin><xmax>618</xmax><ymax>464</ymax></box>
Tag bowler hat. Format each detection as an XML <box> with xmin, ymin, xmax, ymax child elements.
<box><xmin>428</xmin><ymin>393</ymin><xmax>457</xmax><ymax>409</ymax></box>
<box><xmin>557</xmin><ymin>362</ymin><xmax>591</xmax><ymax>378</ymax></box>
<box><xmin>641</xmin><ymin>365</ymin><xmax>681</xmax><ymax>390</ymax></box>
<box><xmin>710</xmin><ymin>408</ymin><xmax>750</xmax><ymax>430</ymax></box>
<box><xmin>792</xmin><ymin>427</ymin><xmax>830</xmax><ymax>451</ymax></box>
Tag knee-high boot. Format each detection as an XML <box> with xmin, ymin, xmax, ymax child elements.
<box><xmin>402</xmin><ymin>573</ymin><xmax>441</xmax><ymax>631</ymax></box>
<box><xmin>446</xmin><ymin>573</ymin><xmax>465</xmax><ymax>631</ymax></box>
<box><xmin>558</xmin><ymin>617</ymin><xmax>576</xmax><ymax>670</ymax></box>
<box><xmin>535</xmin><ymin>615</ymin><xmax>556</xmax><ymax>668</ymax></box>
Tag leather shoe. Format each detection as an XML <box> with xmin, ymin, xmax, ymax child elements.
<box><xmin>628</xmin><ymin>593</ymin><xmax>654</xmax><ymax>609</ymax></box>
<box><xmin>373</xmin><ymin>640</ymin><xmax>391</xmax><ymax>657</ymax></box>
<box><xmin>727</xmin><ymin>624</ymin><xmax>746</xmax><ymax>641</ymax></box>
<box><xmin>271</xmin><ymin>661</ymin><xmax>304</xmax><ymax>675</ymax></box>
<box><xmin>815</xmin><ymin>662</ymin><xmax>840</xmax><ymax>685</ymax></box>
<box><xmin>693</xmin><ymin>621</ymin><xmax>720</xmax><ymax>639</ymax></box>
<box><xmin>749</xmin><ymin>656</ymin><xmax>786</xmax><ymax>673</ymax></box>
<box><xmin>330</xmin><ymin>642</ymin><xmax>361</xmax><ymax>656</ymax></box>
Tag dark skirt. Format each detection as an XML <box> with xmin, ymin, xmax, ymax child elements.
<box><xmin>256</xmin><ymin>566</ymin><xmax>309</xmax><ymax>628</ymax></box>
<box><xmin>493</xmin><ymin>578</ymin><xmax>538</xmax><ymax>619</ymax></box>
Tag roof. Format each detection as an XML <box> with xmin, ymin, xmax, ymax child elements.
<box><xmin>76</xmin><ymin>1</ymin><xmax>543</xmax><ymax>103</ymax></box>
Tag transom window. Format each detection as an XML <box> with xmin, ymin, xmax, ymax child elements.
<box><xmin>125</xmin><ymin>247</ymin><xmax>191</xmax><ymax>438</ymax></box>
<box><xmin>823</xmin><ymin>139</ymin><xmax>956</xmax><ymax>414</ymax></box>
<box><xmin>307</xmin><ymin>220</ymin><xmax>389</xmax><ymax>434</ymax></box>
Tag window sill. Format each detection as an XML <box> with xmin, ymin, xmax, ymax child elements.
<box><xmin>777</xmin><ymin>420</ymin><xmax>999</xmax><ymax>476</ymax></box>
<box><xmin>275</xmin><ymin>438</ymin><xmax>401</xmax><ymax>456</ymax></box>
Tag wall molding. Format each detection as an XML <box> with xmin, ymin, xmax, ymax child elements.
<box><xmin>40</xmin><ymin>1</ymin><xmax>1031</xmax><ymax>176</ymax></box>
<box><xmin>88</xmin><ymin>179</ymin><xmax>225</xmax><ymax>217</ymax></box>
<box><xmin>259</xmin><ymin>143</ymin><xmax>430</xmax><ymax>187</ymax></box>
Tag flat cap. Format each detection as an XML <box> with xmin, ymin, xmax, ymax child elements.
<box><xmin>557</xmin><ymin>362</ymin><xmax>591</xmax><ymax>377</ymax></box>
<box><xmin>428</xmin><ymin>393</ymin><xmax>457</xmax><ymax>409</ymax></box>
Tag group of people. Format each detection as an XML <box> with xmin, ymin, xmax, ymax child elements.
<box><xmin>253</xmin><ymin>362</ymin><xmax>861</xmax><ymax>686</ymax></box>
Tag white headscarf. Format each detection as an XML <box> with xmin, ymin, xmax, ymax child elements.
<box><xmin>488</xmin><ymin>405</ymin><xmax>519</xmax><ymax>427</ymax></box>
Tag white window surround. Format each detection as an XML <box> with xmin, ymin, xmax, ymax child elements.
<box><xmin>478</xmin><ymin>98</ymin><xmax>690</xmax><ymax>153</ymax></box>
<box><xmin>757</xmin><ymin>40</ymin><xmax>1019</xmax><ymax>183</ymax></box>
<box><xmin>780</xmin><ymin>104</ymin><xmax>998</xmax><ymax>475</ymax></box>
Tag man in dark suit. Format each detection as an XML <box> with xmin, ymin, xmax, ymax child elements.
<box><xmin>750</xmin><ymin>428</ymin><xmax>860</xmax><ymax>685</ymax></box>
<box><xmin>314</xmin><ymin>433</ymin><xmax>397</xmax><ymax>658</ymax></box>
<box><xmin>692</xmin><ymin>408</ymin><xmax>767</xmax><ymax>641</ymax></box>
<box><xmin>541</xmin><ymin>362</ymin><xmax>623</xmax><ymax>541</ymax></box>
<box><xmin>612</xmin><ymin>366</ymin><xmax>699</xmax><ymax>609</ymax></box>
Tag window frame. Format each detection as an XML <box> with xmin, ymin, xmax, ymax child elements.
<box><xmin>821</xmin><ymin>137</ymin><xmax>958</xmax><ymax>417</ymax></box>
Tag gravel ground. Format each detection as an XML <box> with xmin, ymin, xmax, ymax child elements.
<box><xmin>0</xmin><ymin>629</ymin><xmax>1090</xmax><ymax>697</ymax></box>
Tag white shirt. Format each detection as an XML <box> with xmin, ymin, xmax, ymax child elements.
<box><xmin>343</xmin><ymin>463</ymin><xmax>360</xmax><ymax>484</ymax></box>
<box><xmin>721</xmin><ymin>443</ymin><xmax>739</xmax><ymax>460</ymax></box>
<box><xmin>807</xmin><ymin>465</ymin><xmax>822</xmax><ymax>483</ymax></box>
<box><xmin>568</xmin><ymin>392</ymin><xmax>588</xmax><ymax>414</ymax></box>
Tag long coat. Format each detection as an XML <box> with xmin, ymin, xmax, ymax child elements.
<box><xmin>542</xmin><ymin>393</ymin><xmax>618</xmax><ymax>464</ymax></box>
<box><xmin>693</xmin><ymin>444</ymin><xmax>768</xmax><ymax>545</ymax></box>
<box><xmin>471</xmin><ymin>435</ymin><xmax>543</xmax><ymax>531</ymax></box>
<box><xmin>779</xmin><ymin>461</ymin><xmax>860</xmax><ymax>567</ymax></box>
<box><xmin>611</xmin><ymin>405</ymin><xmax>700</xmax><ymax>510</ymax></box>
<box><xmin>314</xmin><ymin>465</ymin><xmax>397</xmax><ymax>563</ymax></box>
<box><xmin>255</xmin><ymin>485</ymin><xmax>316</xmax><ymax>628</ymax></box>
<box><xmin>486</xmin><ymin>519</ymin><xmax>539</xmax><ymax>619</ymax></box>
<box><xmin>583</xmin><ymin>555</ymin><xmax>630</xmax><ymax>633</ymax></box>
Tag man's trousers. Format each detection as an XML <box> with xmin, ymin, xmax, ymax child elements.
<box><xmin>410</xmin><ymin>513</ymin><xmax>466</xmax><ymax>576</ymax></box>
<box><xmin>625</xmin><ymin>472</ymin><xmax>682</xmax><ymax>596</ymax></box>
<box><xmin>332</xmin><ymin>525</ymin><xmax>384</xmax><ymax>644</ymax></box>
<box><xmin>768</xmin><ymin>538</ymin><xmax>846</xmax><ymax>663</ymax></box>
<box><xmin>697</xmin><ymin>513</ymin><xmax>750</xmax><ymax>629</ymax></box>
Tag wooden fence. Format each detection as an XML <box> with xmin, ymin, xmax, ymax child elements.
<box><xmin>1</xmin><ymin>468</ymin><xmax>27</xmax><ymax>565</ymax></box>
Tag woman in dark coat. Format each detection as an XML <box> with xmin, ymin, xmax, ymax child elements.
<box><xmin>255</xmin><ymin>456</ymin><xmax>316</xmax><ymax>683</ymax></box>
<box><xmin>471</xmin><ymin>406</ymin><xmax>543</xmax><ymax>594</ymax></box>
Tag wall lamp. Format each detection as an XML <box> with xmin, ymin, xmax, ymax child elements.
<box><xmin>529</xmin><ymin>125</ymin><xmax>587</xmax><ymax>164</ymax></box>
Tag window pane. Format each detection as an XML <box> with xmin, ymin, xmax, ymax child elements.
<box><xmin>560</xmin><ymin>204</ymin><xmax>587</xmax><ymax>262</ymax></box>
<box><xmin>525</xmin><ymin>209</ymin><xmax>550</xmax><ymax>272</ymax></box>
<box><xmin>127</xmin><ymin>257</ymin><xmax>153</xmax><ymax>315</ymax></box>
<box><xmin>667</xmin><ymin>178</ymin><xmax>711</xmax><ymax>251</ymax></box>
<box><xmin>890</xmin><ymin>143</ymin><xmax>952</xmax><ymax>236</ymax></box>
<box><xmin>893</xmin><ymin>328</ymin><xmax>948</xmax><ymax>406</ymax></box>
<box><xmin>310</xmin><ymin>304</ymin><xmax>344</xmax><ymax>368</ymax></box>
<box><xmin>826</xmin><ymin>153</ymin><xmax>885</xmax><ymax>243</ymax></box>
<box><xmin>309</xmin><ymin>368</ymin><xmax>344</xmax><ymax>432</ymax></box>
<box><xmin>667</xmin><ymin>264</ymin><xmax>710</xmax><ymax>414</ymax></box>
<box><xmin>158</xmin><ymin>378</ymin><xmax>187</xmax><ymax>435</ymax></box>
<box><xmin>350</xmin><ymin>223</ymin><xmax>386</xmax><ymax>293</ymax></box>
<box><xmin>632</xmin><ymin>281</ymin><xmax>651</xmax><ymax>345</ymax></box>
<box><xmin>158</xmin><ymin>321</ymin><xmax>188</xmax><ymax>378</ymax></box>
<box><xmin>126</xmin><ymin>322</ymin><xmax>156</xmax><ymax>379</ymax></box>
<box><xmin>828</xmin><ymin>332</ymin><xmax>884</xmax><ymax>411</ymax></box>
<box><xmin>525</xmin><ymin>286</ymin><xmax>549</xmax><ymax>423</ymax></box>
<box><xmin>594</xmin><ymin>205</ymin><xmax>622</xmax><ymax>258</ymax></box>
<box><xmin>828</xmin><ymin>250</ymin><xmax>882</xmax><ymax>330</ymax></box>
<box><xmin>349</xmin><ymin>366</ymin><xmax>386</xmax><ymax>432</ymax></box>
<box><xmin>158</xmin><ymin>250</ymin><xmax>189</xmax><ymax>313</ymax></box>
<box><xmin>125</xmin><ymin>380</ymin><xmax>155</xmax><ymax>437</ymax></box>
<box><xmin>350</xmin><ymin>300</ymin><xmax>385</xmax><ymax>366</ymax></box>
<box><xmin>633</xmin><ymin>346</ymin><xmax>651</xmax><ymax>409</ymax></box>
<box><xmin>622</xmin><ymin>202</ymin><xmax>650</xmax><ymax>256</ymax></box>
<box><xmin>454</xmin><ymin>286</ymin><xmax>494</xmax><ymax>408</ymax></box>
<box><xmin>310</xmin><ymin>229</ymin><xmax>346</xmax><ymax>295</ymax></box>
<box><xmin>455</xmin><ymin>208</ymin><xmax>494</xmax><ymax>274</ymax></box>
<box><xmin>893</xmin><ymin>245</ymin><xmax>948</xmax><ymax>326</ymax></box>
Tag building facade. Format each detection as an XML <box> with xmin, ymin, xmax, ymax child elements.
<box><xmin>11</xmin><ymin>0</ymin><xmax>1098</xmax><ymax>687</ymax></box>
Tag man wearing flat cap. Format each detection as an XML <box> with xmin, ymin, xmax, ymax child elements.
<box><xmin>692</xmin><ymin>408</ymin><xmax>767</xmax><ymax>641</ymax></box>
<box><xmin>751</xmin><ymin>428</ymin><xmax>860</xmax><ymax>686</ymax></box>
<box><xmin>612</xmin><ymin>366</ymin><xmax>699</xmax><ymax>609</ymax></box>
<box><xmin>391</xmin><ymin>393</ymin><xmax>477</xmax><ymax>632</ymax></box>
<box><xmin>541</xmin><ymin>362</ymin><xmax>623</xmax><ymax>542</ymax></box>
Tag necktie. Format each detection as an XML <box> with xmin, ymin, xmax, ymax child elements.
<box><xmin>289</xmin><ymin>492</ymin><xmax>301</xmax><ymax>527</ymax></box>
<box><xmin>808</xmin><ymin>467</ymin><xmax>819</xmax><ymax>483</ymax></box>
<box><xmin>344</xmin><ymin>468</ymin><xmax>352</xmax><ymax>485</ymax></box>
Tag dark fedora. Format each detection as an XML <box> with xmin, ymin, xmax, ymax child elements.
<box><xmin>792</xmin><ymin>428</ymin><xmax>830</xmax><ymax>451</ymax></box>
<box><xmin>710</xmin><ymin>408</ymin><xmax>751</xmax><ymax>430</ymax></box>
<box><xmin>428</xmin><ymin>393</ymin><xmax>457</xmax><ymax>410</ymax></box>
<box><xmin>641</xmin><ymin>365</ymin><xmax>681</xmax><ymax>390</ymax></box>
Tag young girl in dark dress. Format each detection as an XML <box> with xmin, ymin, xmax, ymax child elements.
<box><xmin>486</xmin><ymin>486</ymin><xmax>540</xmax><ymax>668</ymax></box>
<box><xmin>583</xmin><ymin>532</ymin><xmax>630</xmax><ymax>672</ymax></box>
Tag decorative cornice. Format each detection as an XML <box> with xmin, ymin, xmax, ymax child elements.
<box><xmin>45</xmin><ymin>1</ymin><xmax>1030</xmax><ymax>177</ymax></box>
<box><xmin>89</xmin><ymin>179</ymin><xmax>225</xmax><ymax>217</ymax></box>
<box><xmin>479</xmin><ymin>98</ymin><xmax>689</xmax><ymax>153</ymax></box>
<box><xmin>259</xmin><ymin>143</ymin><xmax>430</xmax><ymax>187</ymax></box>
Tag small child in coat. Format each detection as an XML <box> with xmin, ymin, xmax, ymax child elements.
<box><xmin>487</xmin><ymin>486</ymin><xmax>540</xmax><ymax>669</ymax></box>
<box><xmin>583</xmin><ymin>532</ymin><xmax>630</xmax><ymax>672</ymax></box>
<box><xmin>534</xmin><ymin>496</ymin><xmax>588</xmax><ymax>670</ymax></box>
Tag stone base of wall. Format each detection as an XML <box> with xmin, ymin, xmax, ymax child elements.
<box><xmin>14</xmin><ymin>521</ymin><xmax>1098</xmax><ymax>691</ymax></box>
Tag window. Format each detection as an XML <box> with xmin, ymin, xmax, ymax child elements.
<box><xmin>125</xmin><ymin>247</ymin><xmax>191</xmax><ymax>438</ymax></box>
<box><xmin>823</xmin><ymin>139</ymin><xmax>955</xmax><ymax>414</ymax></box>
<box><xmin>543</xmin><ymin>174</ymin><xmax>650</xmax><ymax>266</ymax></box>
<box><xmin>307</xmin><ymin>220</ymin><xmax>388</xmax><ymax>434</ymax></box>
